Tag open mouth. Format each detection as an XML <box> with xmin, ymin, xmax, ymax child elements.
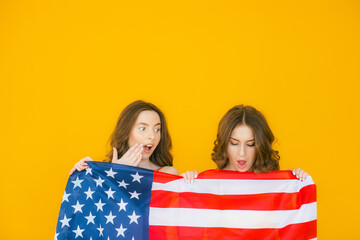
<box><xmin>143</xmin><ymin>144</ymin><xmax>153</xmax><ymax>152</ymax></box>
<box><xmin>237</xmin><ymin>160</ymin><xmax>247</xmax><ymax>169</ymax></box>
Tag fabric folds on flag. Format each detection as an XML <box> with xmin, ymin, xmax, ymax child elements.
<box><xmin>55</xmin><ymin>161</ymin><xmax>317</xmax><ymax>240</ymax></box>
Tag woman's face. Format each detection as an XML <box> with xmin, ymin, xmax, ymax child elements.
<box><xmin>128</xmin><ymin>110</ymin><xmax>161</xmax><ymax>160</ymax></box>
<box><xmin>225</xmin><ymin>124</ymin><xmax>256</xmax><ymax>172</ymax></box>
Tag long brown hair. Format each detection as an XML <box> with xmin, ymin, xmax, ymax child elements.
<box><xmin>105</xmin><ymin>100</ymin><xmax>173</xmax><ymax>167</ymax></box>
<box><xmin>211</xmin><ymin>105</ymin><xmax>280</xmax><ymax>173</ymax></box>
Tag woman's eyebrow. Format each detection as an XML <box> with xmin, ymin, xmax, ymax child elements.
<box><xmin>230</xmin><ymin>137</ymin><xmax>255</xmax><ymax>142</ymax></box>
<box><xmin>136</xmin><ymin>122</ymin><xmax>161</xmax><ymax>126</ymax></box>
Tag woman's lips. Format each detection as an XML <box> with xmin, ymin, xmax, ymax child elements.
<box><xmin>143</xmin><ymin>144</ymin><xmax>153</xmax><ymax>153</ymax></box>
<box><xmin>237</xmin><ymin>160</ymin><xmax>247</xmax><ymax>169</ymax></box>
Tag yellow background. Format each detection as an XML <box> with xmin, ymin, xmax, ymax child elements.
<box><xmin>1</xmin><ymin>0</ymin><xmax>359</xmax><ymax>239</ymax></box>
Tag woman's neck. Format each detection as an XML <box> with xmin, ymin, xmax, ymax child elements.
<box><xmin>138</xmin><ymin>158</ymin><xmax>159</xmax><ymax>170</ymax></box>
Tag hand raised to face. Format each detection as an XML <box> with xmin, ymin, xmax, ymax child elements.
<box><xmin>111</xmin><ymin>144</ymin><xmax>144</xmax><ymax>167</ymax></box>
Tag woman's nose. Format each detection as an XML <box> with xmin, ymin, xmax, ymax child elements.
<box><xmin>147</xmin><ymin>130</ymin><xmax>155</xmax><ymax>139</ymax></box>
<box><xmin>239</xmin><ymin>145</ymin><xmax>245</xmax><ymax>157</ymax></box>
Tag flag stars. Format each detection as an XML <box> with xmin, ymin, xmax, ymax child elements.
<box><xmin>117</xmin><ymin>198</ymin><xmax>128</xmax><ymax>212</ymax></box>
<box><xmin>54</xmin><ymin>233</ymin><xmax>59</xmax><ymax>240</ymax></box>
<box><xmin>117</xmin><ymin>180</ymin><xmax>129</xmax><ymax>189</ymax></box>
<box><xmin>85</xmin><ymin>167</ymin><xmax>92</xmax><ymax>175</ymax></box>
<box><xmin>95</xmin><ymin>199</ymin><xmax>106</xmax><ymax>212</ymax></box>
<box><xmin>59</xmin><ymin>214</ymin><xmax>71</xmax><ymax>228</ymax></box>
<box><xmin>105</xmin><ymin>168</ymin><xmax>117</xmax><ymax>178</ymax></box>
<box><xmin>62</xmin><ymin>191</ymin><xmax>70</xmax><ymax>203</ymax></box>
<box><xmin>131</xmin><ymin>172</ymin><xmax>143</xmax><ymax>183</ymax></box>
<box><xmin>84</xmin><ymin>187</ymin><xmax>95</xmax><ymax>200</ymax></box>
<box><xmin>115</xmin><ymin>224</ymin><xmax>127</xmax><ymax>237</ymax></box>
<box><xmin>105</xmin><ymin>187</ymin><xmax>115</xmax><ymax>199</ymax></box>
<box><xmin>94</xmin><ymin>176</ymin><xmax>105</xmax><ymax>187</ymax></box>
<box><xmin>72</xmin><ymin>225</ymin><xmax>85</xmax><ymax>238</ymax></box>
<box><xmin>128</xmin><ymin>211</ymin><xmax>141</xmax><ymax>224</ymax></box>
<box><xmin>85</xmin><ymin>212</ymin><xmax>96</xmax><ymax>225</ymax></box>
<box><xmin>105</xmin><ymin>211</ymin><xmax>117</xmax><ymax>224</ymax></box>
<box><xmin>71</xmin><ymin>201</ymin><xmax>84</xmax><ymax>213</ymax></box>
<box><xmin>129</xmin><ymin>190</ymin><xmax>141</xmax><ymax>200</ymax></box>
<box><xmin>97</xmin><ymin>224</ymin><xmax>104</xmax><ymax>237</ymax></box>
<box><xmin>71</xmin><ymin>177</ymin><xmax>84</xmax><ymax>189</ymax></box>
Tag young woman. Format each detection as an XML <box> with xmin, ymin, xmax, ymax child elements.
<box><xmin>182</xmin><ymin>105</ymin><xmax>309</xmax><ymax>182</ymax></box>
<box><xmin>69</xmin><ymin>100</ymin><xmax>179</xmax><ymax>175</ymax></box>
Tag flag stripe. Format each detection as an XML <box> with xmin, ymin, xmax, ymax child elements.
<box><xmin>152</xmin><ymin>178</ymin><xmax>314</xmax><ymax>195</ymax></box>
<box><xmin>149</xmin><ymin>202</ymin><xmax>316</xmax><ymax>228</ymax></box>
<box><xmin>149</xmin><ymin>220</ymin><xmax>317</xmax><ymax>240</ymax></box>
<box><xmin>194</xmin><ymin>169</ymin><xmax>302</xmax><ymax>180</ymax></box>
<box><xmin>152</xmin><ymin>170</ymin><xmax>303</xmax><ymax>184</ymax></box>
<box><xmin>150</xmin><ymin>184</ymin><xmax>316</xmax><ymax>210</ymax></box>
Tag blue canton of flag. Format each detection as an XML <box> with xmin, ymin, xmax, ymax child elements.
<box><xmin>55</xmin><ymin>161</ymin><xmax>153</xmax><ymax>240</ymax></box>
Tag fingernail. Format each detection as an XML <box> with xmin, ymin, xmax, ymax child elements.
<box><xmin>191</xmin><ymin>180</ymin><xmax>194</xmax><ymax>183</ymax></box>
<box><xmin>296</xmin><ymin>175</ymin><xmax>299</xmax><ymax>178</ymax></box>
<box><xmin>195</xmin><ymin>175</ymin><xmax>198</xmax><ymax>178</ymax></box>
<box><xmin>292</xmin><ymin>170</ymin><xmax>295</xmax><ymax>175</ymax></box>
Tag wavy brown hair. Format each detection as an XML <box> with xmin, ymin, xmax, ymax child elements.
<box><xmin>211</xmin><ymin>105</ymin><xmax>280</xmax><ymax>173</ymax></box>
<box><xmin>105</xmin><ymin>100</ymin><xmax>173</xmax><ymax>167</ymax></box>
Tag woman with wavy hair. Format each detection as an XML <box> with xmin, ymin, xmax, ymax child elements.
<box><xmin>182</xmin><ymin>105</ymin><xmax>308</xmax><ymax>181</ymax></box>
<box><xmin>70</xmin><ymin>100</ymin><xmax>179</xmax><ymax>175</ymax></box>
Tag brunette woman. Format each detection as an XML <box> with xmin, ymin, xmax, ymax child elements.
<box><xmin>182</xmin><ymin>105</ymin><xmax>308</xmax><ymax>181</ymax></box>
<box><xmin>70</xmin><ymin>100</ymin><xmax>179</xmax><ymax>175</ymax></box>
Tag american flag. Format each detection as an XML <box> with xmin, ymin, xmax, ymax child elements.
<box><xmin>55</xmin><ymin>161</ymin><xmax>317</xmax><ymax>240</ymax></box>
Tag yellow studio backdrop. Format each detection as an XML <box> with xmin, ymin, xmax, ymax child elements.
<box><xmin>0</xmin><ymin>0</ymin><xmax>359</xmax><ymax>239</ymax></box>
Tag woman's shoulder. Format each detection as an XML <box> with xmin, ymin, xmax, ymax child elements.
<box><xmin>158</xmin><ymin>166</ymin><xmax>179</xmax><ymax>175</ymax></box>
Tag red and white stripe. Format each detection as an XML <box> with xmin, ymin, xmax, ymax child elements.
<box><xmin>149</xmin><ymin>170</ymin><xmax>317</xmax><ymax>240</ymax></box>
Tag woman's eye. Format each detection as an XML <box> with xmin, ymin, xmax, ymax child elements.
<box><xmin>155</xmin><ymin>128</ymin><xmax>160</xmax><ymax>132</ymax></box>
<box><xmin>230</xmin><ymin>142</ymin><xmax>238</xmax><ymax>146</ymax></box>
<box><xmin>139</xmin><ymin>127</ymin><xmax>145</xmax><ymax>131</ymax></box>
<box><xmin>248</xmin><ymin>143</ymin><xmax>255</xmax><ymax>147</ymax></box>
